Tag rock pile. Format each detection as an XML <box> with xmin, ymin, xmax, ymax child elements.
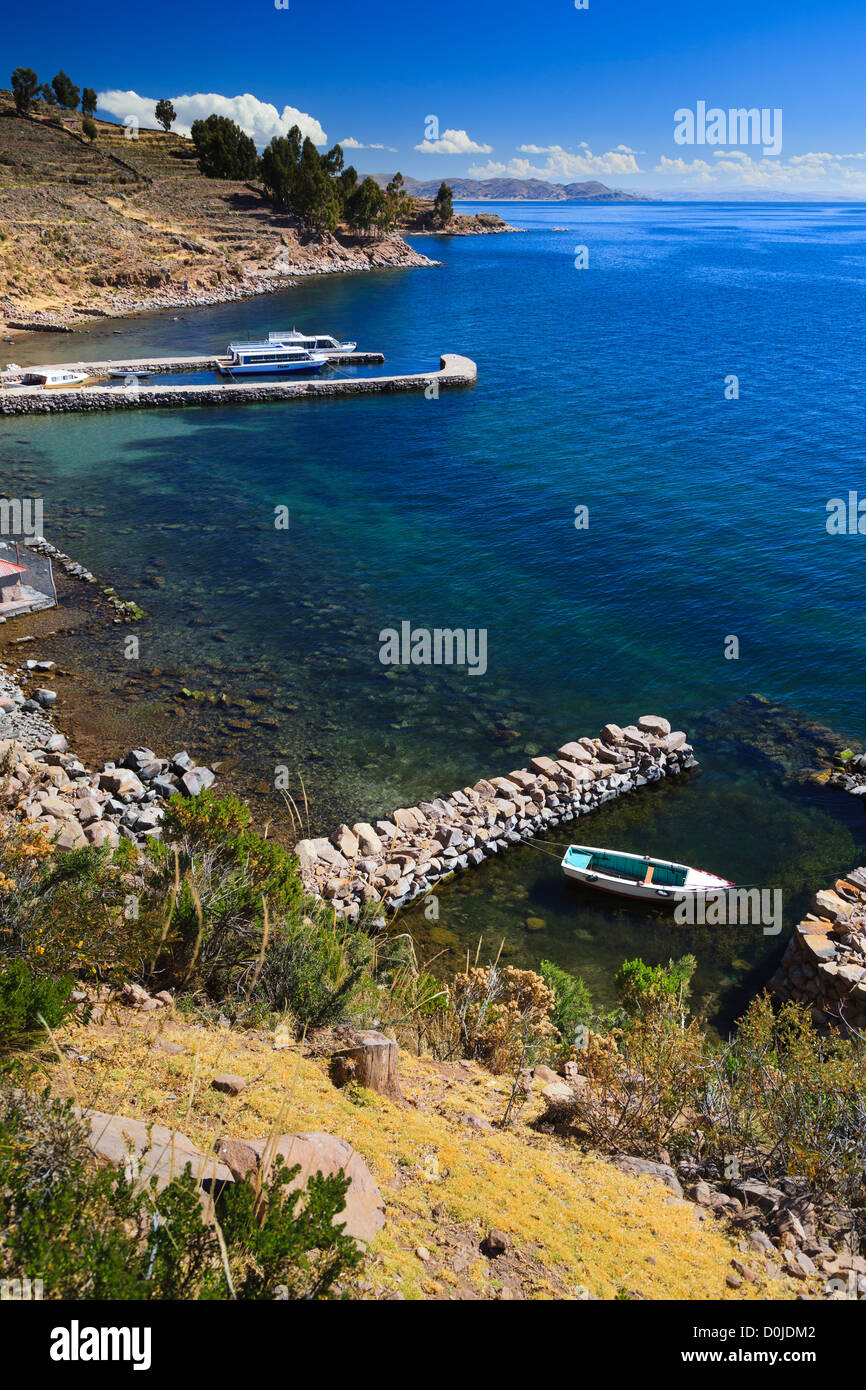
<box><xmin>295</xmin><ymin>716</ymin><xmax>696</xmax><ymax>920</ymax></box>
<box><xmin>831</xmin><ymin>753</ymin><xmax>866</xmax><ymax>799</ymax></box>
<box><xmin>770</xmin><ymin>867</ymin><xmax>866</xmax><ymax>1032</ymax></box>
<box><xmin>0</xmin><ymin>734</ymin><xmax>215</xmax><ymax>851</ymax></box>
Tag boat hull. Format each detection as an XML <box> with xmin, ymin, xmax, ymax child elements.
<box><xmin>561</xmin><ymin>843</ymin><xmax>733</xmax><ymax>903</ymax></box>
<box><xmin>218</xmin><ymin>359</ymin><xmax>329</xmax><ymax>376</ymax></box>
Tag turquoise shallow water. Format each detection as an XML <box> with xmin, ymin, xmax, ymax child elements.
<box><xmin>3</xmin><ymin>201</ymin><xmax>866</xmax><ymax>1023</ymax></box>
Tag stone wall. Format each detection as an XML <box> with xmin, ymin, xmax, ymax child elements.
<box><xmin>770</xmin><ymin>869</ymin><xmax>866</xmax><ymax>1032</ymax></box>
<box><xmin>295</xmin><ymin>715</ymin><xmax>696</xmax><ymax>920</ymax></box>
<box><xmin>0</xmin><ymin>355</ymin><xmax>476</xmax><ymax>415</ymax></box>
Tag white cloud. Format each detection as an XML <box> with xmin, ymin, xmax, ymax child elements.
<box><xmin>653</xmin><ymin>148</ymin><xmax>866</xmax><ymax>190</ymax></box>
<box><xmin>414</xmin><ymin>128</ymin><xmax>492</xmax><ymax>155</ymax></box>
<box><xmin>339</xmin><ymin>137</ymin><xmax>397</xmax><ymax>152</ymax></box>
<box><xmin>468</xmin><ymin>143</ymin><xmax>642</xmax><ymax>180</ymax></box>
<box><xmin>97</xmin><ymin>89</ymin><xmax>327</xmax><ymax>146</ymax></box>
<box><xmin>654</xmin><ymin>155</ymin><xmax>715</xmax><ymax>181</ymax></box>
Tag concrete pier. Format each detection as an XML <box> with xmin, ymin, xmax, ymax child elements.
<box><xmin>294</xmin><ymin>716</ymin><xmax>697</xmax><ymax>920</ymax></box>
<box><xmin>0</xmin><ymin>354</ymin><xmax>476</xmax><ymax>414</ymax></box>
<box><xmin>0</xmin><ymin>351</ymin><xmax>385</xmax><ymax>380</ymax></box>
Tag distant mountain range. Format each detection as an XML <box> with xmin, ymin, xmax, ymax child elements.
<box><xmin>372</xmin><ymin>175</ymin><xmax>647</xmax><ymax>202</ymax></box>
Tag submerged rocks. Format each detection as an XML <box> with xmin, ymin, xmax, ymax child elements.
<box><xmin>294</xmin><ymin>716</ymin><xmax>697</xmax><ymax>918</ymax></box>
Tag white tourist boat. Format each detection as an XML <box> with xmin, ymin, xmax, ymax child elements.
<box><xmin>216</xmin><ymin>341</ymin><xmax>330</xmax><ymax>376</ymax></box>
<box><xmin>267</xmin><ymin>330</ymin><xmax>357</xmax><ymax>355</ymax></box>
<box><xmin>561</xmin><ymin>844</ymin><xmax>733</xmax><ymax>902</ymax></box>
<box><xmin>20</xmin><ymin>367</ymin><xmax>88</xmax><ymax>389</ymax></box>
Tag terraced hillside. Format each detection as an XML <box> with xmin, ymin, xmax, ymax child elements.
<box><xmin>0</xmin><ymin>95</ymin><xmax>434</xmax><ymax>330</ymax></box>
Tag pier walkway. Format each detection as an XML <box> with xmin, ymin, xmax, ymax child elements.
<box><xmin>0</xmin><ymin>354</ymin><xmax>476</xmax><ymax>414</ymax></box>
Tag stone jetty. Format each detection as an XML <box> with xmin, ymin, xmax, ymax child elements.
<box><xmin>0</xmin><ymin>354</ymin><xmax>476</xmax><ymax>415</ymax></box>
<box><xmin>0</xmin><ymin>351</ymin><xmax>385</xmax><ymax>382</ymax></box>
<box><xmin>294</xmin><ymin>716</ymin><xmax>696</xmax><ymax>920</ymax></box>
<box><xmin>770</xmin><ymin>868</ymin><xmax>866</xmax><ymax>1034</ymax></box>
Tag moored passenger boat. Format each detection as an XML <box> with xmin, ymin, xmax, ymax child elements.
<box><xmin>216</xmin><ymin>342</ymin><xmax>330</xmax><ymax>376</ymax></box>
<box><xmin>267</xmin><ymin>330</ymin><xmax>357</xmax><ymax>354</ymax></box>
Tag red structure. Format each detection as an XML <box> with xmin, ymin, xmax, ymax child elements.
<box><xmin>0</xmin><ymin>557</ymin><xmax>28</xmax><ymax>610</ymax></box>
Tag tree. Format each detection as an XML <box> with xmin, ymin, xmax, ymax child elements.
<box><xmin>261</xmin><ymin>130</ymin><xmax>301</xmax><ymax>212</ymax></box>
<box><xmin>385</xmin><ymin>172</ymin><xmax>411</xmax><ymax>229</ymax></box>
<box><xmin>339</xmin><ymin>164</ymin><xmax>358</xmax><ymax>204</ymax></box>
<box><xmin>51</xmin><ymin>71</ymin><xmax>80</xmax><ymax>110</ymax></box>
<box><xmin>155</xmin><ymin>98</ymin><xmax>176</xmax><ymax>133</ymax></box>
<box><xmin>345</xmin><ymin>177</ymin><xmax>386</xmax><ymax>237</ymax></box>
<box><xmin>322</xmin><ymin>143</ymin><xmax>344</xmax><ymax>178</ymax></box>
<box><xmin>81</xmin><ymin>88</ymin><xmax>97</xmax><ymax>118</ymax></box>
<box><xmin>39</xmin><ymin>82</ymin><xmax>57</xmax><ymax>107</ymax></box>
<box><xmin>82</xmin><ymin>117</ymin><xmax>97</xmax><ymax>142</ymax></box>
<box><xmin>10</xmin><ymin>68</ymin><xmax>38</xmax><ymax>116</ymax></box>
<box><xmin>190</xmin><ymin>114</ymin><xmax>260</xmax><ymax>180</ymax></box>
<box><xmin>433</xmin><ymin>180</ymin><xmax>454</xmax><ymax>226</ymax></box>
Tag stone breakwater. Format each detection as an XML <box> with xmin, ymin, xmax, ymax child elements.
<box><xmin>0</xmin><ymin>355</ymin><xmax>476</xmax><ymax>416</ymax></box>
<box><xmin>770</xmin><ymin>868</ymin><xmax>866</xmax><ymax>1033</ymax></box>
<box><xmin>294</xmin><ymin>716</ymin><xmax>697</xmax><ymax>920</ymax></box>
<box><xmin>0</xmin><ymin>352</ymin><xmax>385</xmax><ymax>385</ymax></box>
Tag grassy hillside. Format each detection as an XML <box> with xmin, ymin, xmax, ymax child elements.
<box><xmin>35</xmin><ymin>1004</ymin><xmax>780</xmax><ymax>1302</ymax></box>
<box><xmin>0</xmin><ymin>97</ymin><xmax>431</xmax><ymax>329</ymax></box>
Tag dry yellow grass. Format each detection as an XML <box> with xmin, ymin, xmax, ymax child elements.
<box><xmin>31</xmin><ymin>1007</ymin><xmax>807</xmax><ymax>1301</ymax></box>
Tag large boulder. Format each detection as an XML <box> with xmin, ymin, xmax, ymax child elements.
<box><xmin>636</xmin><ymin>715</ymin><xmax>672</xmax><ymax>737</ymax></box>
<box><xmin>180</xmin><ymin>766</ymin><xmax>215</xmax><ymax>797</ymax></box>
<box><xmin>215</xmin><ymin>1132</ymin><xmax>386</xmax><ymax>1247</ymax></box>
<box><xmin>99</xmin><ymin>768</ymin><xmax>145</xmax><ymax>798</ymax></box>
<box><xmin>557</xmin><ymin>741</ymin><xmax>593</xmax><ymax>764</ymax></box>
<box><xmin>611</xmin><ymin>1154</ymin><xmax>683</xmax><ymax>1199</ymax></box>
<box><xmin>352</xmin><ymin>822</ymin><xmax>383</xmax><ymax>857</ymax></box>
<box><xmin>79</xmin><ymin>1109</ymin><xmax>233</xmax><ymax>1191</ymax></box>
<box><xmin>332</xmin><ymin>824</ymin><xmax>359</xmax><ymax>859</ymax></box>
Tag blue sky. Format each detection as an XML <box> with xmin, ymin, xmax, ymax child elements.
<box><xmin>7</xmin><ymin>0</ymin><xmax>866</xmax><ymax>193</ymax></box>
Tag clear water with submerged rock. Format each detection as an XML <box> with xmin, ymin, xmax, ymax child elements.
<box><xmin>3</xmin><ymin>201</ymin><xmax>866</xmax><ymax>1026</ymax></box>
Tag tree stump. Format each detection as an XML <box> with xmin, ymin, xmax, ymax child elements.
<box><xmin>331</xmin><ymin>1030</ymin><xmax>403</xmax><ymax>1104</ymax></box>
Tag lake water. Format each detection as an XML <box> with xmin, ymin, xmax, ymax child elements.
<box><xmin>3</xmin><ymin>201</ymin><xmax>866</xmax><ymax>1025</ymax></box>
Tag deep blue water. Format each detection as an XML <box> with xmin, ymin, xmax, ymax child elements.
<box><xmin>4</xmin><ymin>201</ymin><xmax>866</xmax><ymax>1021</ymax></box>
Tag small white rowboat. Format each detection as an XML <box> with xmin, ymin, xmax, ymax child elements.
<box><xmin>561</xmin><ymin>844</ymin><xmax>733</xmax><ymax>903</ymax></box>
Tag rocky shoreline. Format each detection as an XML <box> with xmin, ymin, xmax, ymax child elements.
<box><xmin>0</xmin><ymin>659</ymin><xmax>217</xmax><ymax>851</ymax></box>
<box><xmin>295</xmin><ymin>716</ymin><xmax>696</xmax><ymax>920</ymax></box>
<box><xmin>2</xmin><ymin>235</ymin><xmax>439</xmax><ymax>335</ymax></box>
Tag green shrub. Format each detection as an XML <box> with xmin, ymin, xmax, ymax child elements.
<box><xmin>540</xmin><ymin>960</ymin><xmax>593</xmax><ymax>1052</ymax></box>
<box><xmin>0</xmin><ymin>1086</ymin><xmax>361</xmax><ymax>1299</ymax></box>
<box><xmin>147</xmin><ymin>792</ymin><xmax>304</xmax><ymax>994</ymax></box>
<box><xmin>615</xmin><ymin>954</ymin><xmax>696</xmax><ymax>1023</ymax></box>
<box><xmin>12</xmin><ymin>840</ymin><xmax>155</xmax><ymax>987</ymax></box>
<box><xmin>0</xmin><ymin>962</ymin><xmax>76</xmax><ymax>1051</ymax></box>
<box><xmin>253</xmin><ymin>907</ymin><xmax>375</xmax><ymax>1031</ymax></box>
